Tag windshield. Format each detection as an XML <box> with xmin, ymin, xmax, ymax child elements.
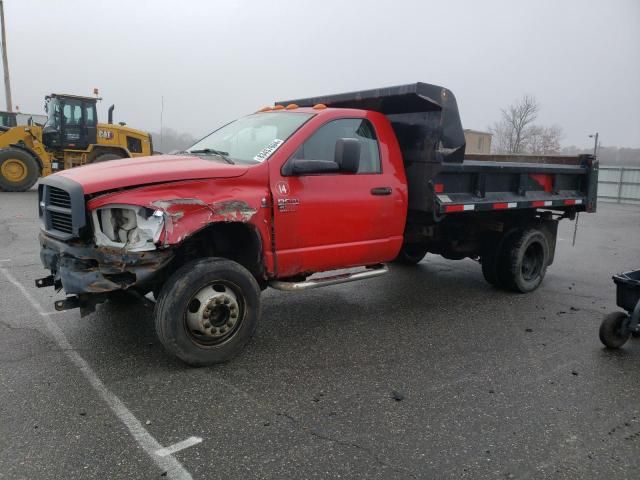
<box><xmin>186</xmin><ymin>112</ymin><xmax>313</xmax><ymax>164</ymax></box>
<box><xmin>44</xmin><ymin>97</ymin><xmax>61</xmax><ymax>129</ymax></box>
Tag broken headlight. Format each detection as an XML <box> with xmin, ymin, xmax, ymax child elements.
<box><xmin>91</xmin><ymin>204</ymin><xmax>164</xmax><ymax>252</ymax></box>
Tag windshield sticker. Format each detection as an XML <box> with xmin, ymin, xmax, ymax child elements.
<box><xmin>254</xmin><ymin>139</ymin><xmax>284</xmax><ymax>162</ymax></box>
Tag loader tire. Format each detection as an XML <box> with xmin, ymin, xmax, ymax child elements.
<box><xmin>0</xmin><ymin>148</ymin><xmax>40</xmax><ymax>192</ymax></box>
<box><xmin>154</xmin><ymin>258</ymin><xmax>261</xmax><ymax>366</ymax></box>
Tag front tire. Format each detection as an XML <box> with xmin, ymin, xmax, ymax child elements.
<box><xmin>0</xmin><ymin>148</ymin><xmax>40</xmax><ymax>191</ymax></box>
<box><xmin>154</xmin><ymin>258</ymin><xmax>260</xmax><ymax>366</ymax></box>
<box><xmin>599</xmin><ymin>312</ymin><xmax>631</xmax><ymax>349</ymax></box>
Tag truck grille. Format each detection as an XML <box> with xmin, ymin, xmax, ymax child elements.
<box><xmin>49</xmin><ymin>210</ymin><xmax>73</xmax><ymax>234</ymax></box>
<box><xmin>39</xmin><ymin>179</ymin><xmax>86</xmax><ymax>240</ymax></box>
<box><xmin>48</xmin><ymin>187</ymin><xmax>71</xmax><ymax>209</ymax></box>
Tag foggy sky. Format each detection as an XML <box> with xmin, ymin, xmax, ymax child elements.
<box><xmin>5</xmin><ymin>0</ymin><xmax>640</xmax><ymax>148</ymax></box>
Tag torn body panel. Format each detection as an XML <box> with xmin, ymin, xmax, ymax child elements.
<box><xmin>86</xmin><ymin>174</ymin><xmax>274</xmax><ymax>271</ymax></box>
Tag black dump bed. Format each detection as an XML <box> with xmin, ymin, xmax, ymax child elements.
<box><xmin>279</xmin><ymin>83</ymin><xmax>598</xmax><ymax>216</ymax></box>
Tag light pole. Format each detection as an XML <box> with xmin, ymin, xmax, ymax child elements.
<box><xmin>588</xmin><ymin>132</ymin><xmax>599</xmax><ymax>158</ymax></box>
<box><xmin>574</xmin><ymin>132</ymin><xmax>599</xmax><ymax>246</ymax></box>
<box><xmin>0</xmin><ymin>0</ymin><xmax>12</xmax><ymax>112</ymax></box>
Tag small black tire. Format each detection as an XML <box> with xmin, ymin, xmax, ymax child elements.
<box><xmin>154</xmin><ymin>258</ymin><xmax>261</xmax><ymax>366</ymax></box>
<box><xmin>502</xmin><ymin>228</ymin><xmax>549</xmax><ymax>293</ymax></box>
<box><xmin>599</xmin><ymin>312</ymin><xmax>631</xmax><ymax>349</ymax></box>
<box><xmin>0</xmin><ymin>148</ymin><xmax>40</xmax><ymax>192</ymax></box>
<box><xmin>92</xmin><ymin>153</ymin><xmax>124</xmax><ymax>163</ymax></box>
<box><xmin>393</xmin><ymin>244</ymin><xmax>428</xmax><ymax>265</ymax></box>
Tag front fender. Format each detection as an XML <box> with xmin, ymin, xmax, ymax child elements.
<box><xmin>86</xmin><ymin>178</ymin><xmax>269</xmax><ymax>246</ymax></box>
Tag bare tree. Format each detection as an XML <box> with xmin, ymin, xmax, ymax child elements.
<box><xmin>525</xmin><ymin>125</ymin><xmax>563</xmax><ymax>154</ymax></box>
<box><xmin>489</xmin><ymin>95</ymin><xmax>539</xmax><ymax>153</ymax></box>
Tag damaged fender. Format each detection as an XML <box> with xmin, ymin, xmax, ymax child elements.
<box><xmin>86</xmin><ymin>178</ymin><xmax>271</xmax><ymax>254</ymax></box>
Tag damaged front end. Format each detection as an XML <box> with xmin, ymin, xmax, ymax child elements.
<box><xmin>36</xmin><ymin>177</ymin><xmax>175</xmax><ymax>315</ymax></box>
<box><xmin>37</xmin><ymin>232</ymin><xmax>174</xmax><ymax>315</ymax></box>
<box><xmin>36</xmin><ymin>175</ymin><xmax>265</xmax><ymax>316</ymax></box>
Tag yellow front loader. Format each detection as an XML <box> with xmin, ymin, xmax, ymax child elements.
<box><xmin>0</xmin><ymin>93</ymin><xmax>152</xmax><ymax>191</ymax></box>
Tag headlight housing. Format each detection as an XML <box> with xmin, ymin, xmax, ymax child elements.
<box><xmin>91</xmin><ymin>204</ymin><xmax>164</xmax><ymax>252</ymax></box>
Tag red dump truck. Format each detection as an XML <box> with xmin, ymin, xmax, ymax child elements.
<box><xmin>36</xmin><ymin>83</ymin><xmax>598</xmax><ymax>365</ymax></box>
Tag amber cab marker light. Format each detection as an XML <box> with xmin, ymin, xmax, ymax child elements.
<box><xmin>313</xmin><ymin>103</ymin><xmax>327</xmax><ymax>110</ymax></box>
<box><xmin>285</xmin><ymin>104</ymin><xmax>299</xmax><ymax>110</ymax></box>
<box><xmin>257</xmin><ymin>106</ymin><xmax>273</xmax><ymax>112</ymax></box>
<box><xmin>272</xmin><ymin>105</ymin><xmax>285</xmax><ymax>110</ymax></box>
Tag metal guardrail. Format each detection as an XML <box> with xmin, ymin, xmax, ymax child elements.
<box><xmin>597</xmin><ymin>166</ymin><xmax>640</xmax><ymax>204</ymax></box>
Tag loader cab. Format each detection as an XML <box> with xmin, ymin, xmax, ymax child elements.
<box><xmin>42</xmin><ymin>94</ymin><xmax>98</xmax><ymax>150</ymax></box>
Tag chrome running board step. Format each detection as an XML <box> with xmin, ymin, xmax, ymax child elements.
<box><xmin>270</xmin><ymin>264</ymin><xmax>388</xmax><ymax>291</ymax></box>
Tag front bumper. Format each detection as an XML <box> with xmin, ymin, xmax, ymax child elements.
<box><xmin>38</xmin><ymin>231</ymin><xmax>174</xmax><ymax>295</ymax></box>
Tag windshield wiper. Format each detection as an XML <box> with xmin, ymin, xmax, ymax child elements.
<box><xmin>187</xmin><ymin>148</ymin><xmax>234</xmax><ymax>164</ymax></box>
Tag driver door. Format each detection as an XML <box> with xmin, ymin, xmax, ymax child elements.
<box><xmin>270</xmin><ymin>117</ymin><xmax>406</xmax><ymax>277</ymax></box>
<box><xmin>61</xmin><ymin>99</ymin><xmax>95</xmax><ymax>149</ymax></box>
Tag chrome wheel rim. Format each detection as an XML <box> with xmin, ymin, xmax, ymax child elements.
<box><xmin>184</xmin><ymin>282</ymin><xmax>242</xmax><ymax>346</ymax></box>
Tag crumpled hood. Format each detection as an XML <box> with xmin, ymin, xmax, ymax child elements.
<box><xmin>55</xmin><ymin>155</ymin><xmax>249</xmax><ymax>194</ymax></box>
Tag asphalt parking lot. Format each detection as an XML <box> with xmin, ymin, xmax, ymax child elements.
<box><xmin>1</xmin><ymin>190</ymin><xmax>639</xmax><ymax>480</ymax></box>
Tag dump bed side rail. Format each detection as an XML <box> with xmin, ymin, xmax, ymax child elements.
<box><xmin>432</xmin><ymin>154</ymin><xmax>598</xmax><ymax>215</ymax></box>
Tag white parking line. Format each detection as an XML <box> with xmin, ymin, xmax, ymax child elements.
<box><xmin>0</xmin><ymin>267</ymin><xmax>194</xmax><ymax>480</ymax></box>
<box><xmin>156</xmin><ymin>437</ymin><xmax>203</xmax><ymax>457</ymax></box>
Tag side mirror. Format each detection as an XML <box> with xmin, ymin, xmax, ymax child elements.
<box><xmin>335</xmin><ymin>138</ymin><xmax>361</xmax><ymax>173</ymax></box>
<box><xmin>286</xmin><ymin>158</ymin><xmax>340</xmax><ymax>176</ymax></box>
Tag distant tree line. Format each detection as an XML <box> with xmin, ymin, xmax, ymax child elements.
<box><xmin>150</xmin><ymin>127</ymin><xmax>198</xmax><ymax>154</ymax></box>
<box><xmin>488</xmin><ymin>95</ymin><xmax>639</xmax><ymax>166</ymax></box>
<box><xmin>560</xmin><ymin>145</ymin><xmax>640</xmax><ymax>167</ymax></box>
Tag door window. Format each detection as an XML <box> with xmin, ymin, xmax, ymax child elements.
<box><xmin>62</xmin><ymin>100</ymin><xmax>83</xmax><ymax>126</ymax></box>
<box><xmin>85</xmin><ymin>104</ymin><xmax>96</xmax><ymax>126</ymax></box>
<box><xmin>293</xmin><ymin>119</ymin><xmax>381</xmax><ymax>173</ymax></box>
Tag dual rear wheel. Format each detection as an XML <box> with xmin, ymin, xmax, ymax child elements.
<box><xmin>481</xmin><ymin>228</ymin><xmax>550</xmax><ymax>293</ymax></box>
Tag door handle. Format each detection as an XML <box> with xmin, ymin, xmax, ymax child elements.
<box><xmin>370</xmin><ymin>187</ymin><xmax>392</xmax><ymax>196</ymax></box>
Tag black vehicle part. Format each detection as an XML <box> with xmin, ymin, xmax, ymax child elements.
<box><xmin>613</xmin><ymin>270</ymin><xmax>640</xmax><ymax>312</ymax></box>
<box><xmin>599</xmin><ymin>312</ymin><xmax>631</xmax><ymax>349</ymax></box>
<box><xmin>38</xmin><ymin>232</ymin><xmax>174</xmax><ymax>295</ymax></box>
<box><xmin>154</xmin><ymin>257</ymin><xmax>260</xmax><ymax>366</ymax></box>
<box><xmin>38</xmin><ymin>175</ymin><xmax>87</xmax><ymax>240</ymax></box>
<box><xmin>393</xmin><ymin>243</ymin><xmax>429</xmax><ymax>265</ymax></box>
<box><xmin>480</xmin><ymin>228</ymin><xmax>521</xmax><ymax>288</ymax></box>
<box><xmin>610</xmin><ymin>269</ymin><xmax>640</xmax><ymax>339</ymax></box>
<box><xmin>500</xmin><ymin>228</ymin><xmax>550</xmax><ymax>293</ymax></box>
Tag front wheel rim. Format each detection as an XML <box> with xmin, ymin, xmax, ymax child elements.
<box><xmin>184</xmin><ymin>281</ymin><xmax>243</xmax><ymax>346</ymax></box>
